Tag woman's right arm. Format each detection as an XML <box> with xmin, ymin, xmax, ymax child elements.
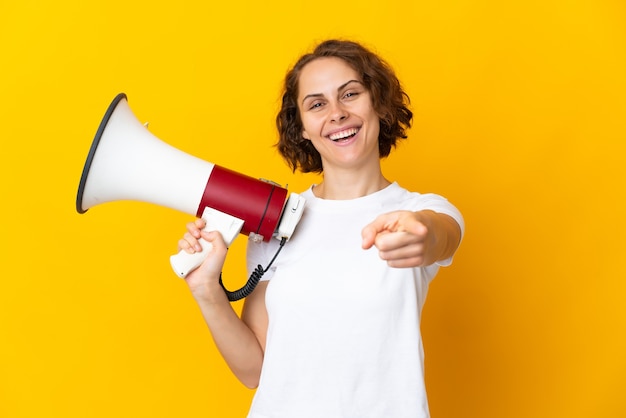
<box><xmin>179</xmin><ymin>219</ymin><xmax>268</xmax><ymax>389</ymax></box>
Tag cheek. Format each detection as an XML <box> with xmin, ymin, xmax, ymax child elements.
<box><xmin>299</xmin><ymin>115</ymin><xmax>318</xmax><ymax>140</ymax></box>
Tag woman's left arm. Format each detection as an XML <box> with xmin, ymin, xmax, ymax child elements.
<box><xmin>361</xmin><ymin>210</ymin><xmax>462</xmax><ymax>268</ymax></box>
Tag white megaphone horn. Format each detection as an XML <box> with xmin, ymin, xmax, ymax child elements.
<box><xmin>76</xmin><ymin>93</ymin><xmax>305</xmax><ymax>300</ymax></box>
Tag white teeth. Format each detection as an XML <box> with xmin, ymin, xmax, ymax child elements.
<box><xmin>329</xmin><ymin>128</ymin><xmax>359</xmax><ymax>141</ymax></box>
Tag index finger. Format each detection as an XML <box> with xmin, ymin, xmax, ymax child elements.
<box><xmin>361</xmin><ymin>212</ymin><xmax>402</xmax><ymax>249</ymax></box>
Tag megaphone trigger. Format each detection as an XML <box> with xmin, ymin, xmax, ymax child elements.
<box><xmin>276</xmin><ymin>193</ymin><xmax>305</xmax><ymax>241</ymax></box>
<box><xmin>170</xmin><ymin>207</ymin><xmax>244</xmax><ymax>278</ymax></box>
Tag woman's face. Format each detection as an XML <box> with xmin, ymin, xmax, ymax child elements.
<box><xmin>297</xmin><ymin>57</ymin><xmax>381</xmax><ymax>171</ymax></box>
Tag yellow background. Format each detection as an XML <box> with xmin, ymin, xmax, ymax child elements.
<box><xmin>1</xmin><ymin>1</ymin><xmax>625</xmax><ymax>417</ymax></box>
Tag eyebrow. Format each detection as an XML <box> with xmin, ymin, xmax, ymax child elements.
<box><xmin>301</xmin><ymin>79</ymin><xmax>363</xmax><ymax>106</ymax></box>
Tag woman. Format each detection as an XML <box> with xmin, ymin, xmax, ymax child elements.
<box><xmin>178</xmin><ymin>39</ymin><xmax>464</xmax><ymax>418</ymax></box>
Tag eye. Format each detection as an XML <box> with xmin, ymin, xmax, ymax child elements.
<box><xmin>343</xmin><ymin>91</ymin><xmax>360</xmax><ymax>100</ymax></box>
<box><xmin>308</xmin><ymin>101</ymin><xmax>324</xmax><ymax>111</ymax></box>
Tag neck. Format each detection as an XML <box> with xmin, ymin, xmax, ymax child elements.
<box><xmin>312</xmin><ymin>167</ymin><xmax>391</xmax><ymax>200</ymax></box>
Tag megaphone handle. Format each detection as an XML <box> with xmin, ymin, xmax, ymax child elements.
<box><xmin>170</xmin><ymin>237</ymin><xmax>214</xmax><ymax>278</ymax></box>
<box><xmin>170</xmin><ymin>208</ymin><xmax>244</xmax><ymax>278</ymax></box>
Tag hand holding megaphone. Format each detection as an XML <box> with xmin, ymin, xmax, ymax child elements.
<box><xmin>170</xmin><ymin>207</ymin><xmax>244</xmax><ymax>278</ymax></box>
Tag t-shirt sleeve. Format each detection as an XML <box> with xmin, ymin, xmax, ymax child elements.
<box><xmin>413</xmin><ymin>193</ymin><xmax>465</xmax><ymax>267</ymax></box>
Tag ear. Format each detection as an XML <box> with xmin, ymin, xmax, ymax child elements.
<box><xmin>302</xmin><ymin>130</ymin><xmax>310</xmax><ymax>140</ymax></box>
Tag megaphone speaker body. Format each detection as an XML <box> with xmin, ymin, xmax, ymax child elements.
<box><xmin>77</xmin><ymin>93</ymin><xmax>288</xmax><ymax>243</ymax></box>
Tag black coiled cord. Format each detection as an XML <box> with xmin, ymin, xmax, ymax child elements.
<box><xmin>219</xmin><ymin>237</ymin><xmax>287</xmax><ymax>302</ymax></box>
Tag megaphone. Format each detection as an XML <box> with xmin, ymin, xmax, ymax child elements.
<box><xmin>76</xmin><ymin>93</ymin><xmax>305</xmax><ymax>299</ymax></box>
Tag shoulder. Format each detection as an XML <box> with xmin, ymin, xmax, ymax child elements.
<box><xmin>387</xmin><ymin>183</ymin><xmax>465</xmax><ymax>234</ymax></box>
<box><xmin>382</xmin><ymin>183</ymin><xmax>451</xmax><ymax>208</ymax></box>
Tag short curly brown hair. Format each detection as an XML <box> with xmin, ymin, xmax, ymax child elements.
<box><xmin>276</xmin><ymin>39</ymin><xmax>413</xmax><ymax>173</ymax></box>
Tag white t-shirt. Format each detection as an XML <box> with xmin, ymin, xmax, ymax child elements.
<box><xmin>245</xmin><ymin>182</ymin><xmax>464</xmax><ymax>418</ymax></box>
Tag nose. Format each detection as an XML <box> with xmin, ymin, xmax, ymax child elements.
<box><xmin>329</xmin><ymin>101</ymin><xmax>348</xmax><ymax>122</ymax></box>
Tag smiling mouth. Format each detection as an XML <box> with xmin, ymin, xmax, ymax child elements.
<box><xmin>328</xmin><ymin>127</ymin><xmax>359</xmax><ymax>142</ymax></box>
